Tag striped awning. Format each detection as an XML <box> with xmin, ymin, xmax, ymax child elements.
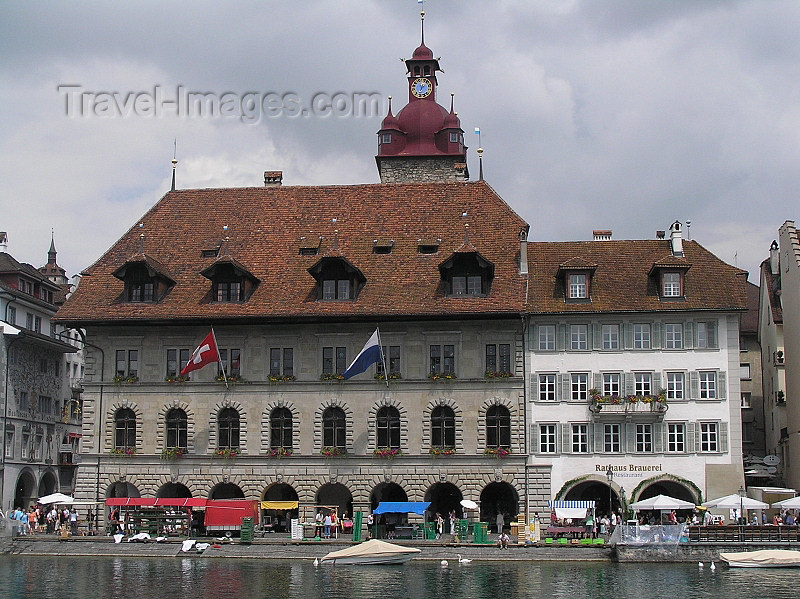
<box><xmin>547</xmin><ymin>500</ymin><xmax>596</xmax><ymax>508</ymax></box>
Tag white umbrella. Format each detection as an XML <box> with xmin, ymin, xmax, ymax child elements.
<box><xmin>460</xmin><ymin>499</ymin><xmax>478</xmax><ymax>510</ymax></box>
<box><xmin>771</xmin><ymin>496</ymin><xmax>800</xmax><ymax>509</ymax></box>
<box><xmin>701</xmin><ymin>494</ymin><xmax>768</xmax><ymax>510</ymax></box>
<box><xmin>37</xmin><ymin>492</ymin><xmax>74</xmax><ymax>505</ymax></box>
<box><xmin>629</xmin><ymin>494</ymin><xmax>696</xmax><ymax>511</ymax></box>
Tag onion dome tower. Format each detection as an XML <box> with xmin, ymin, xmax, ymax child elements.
<box><xmin>376</xmin><ymin>9</ymin><xmax>468</xmax><ymax>183</ymax></box>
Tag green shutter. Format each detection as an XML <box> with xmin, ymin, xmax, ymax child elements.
<box><xmin>720</xmin><ymin>421</ymin><xmax>729</xmax><ymax>452</ymax></box>
<box><xmin>684</xmin><ymin>321</ymin><xmax>694</xmax><ymax>349</ymax></box>
<box><xmin>690</xmin><ymin>371</ymin><xmax>700</xmax><ymax>400</ymax></box>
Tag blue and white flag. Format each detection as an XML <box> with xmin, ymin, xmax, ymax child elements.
<box><xmin>343</xmin><ymin>328</ymin><xmax>382</xmax><ymax>379</ymax></box>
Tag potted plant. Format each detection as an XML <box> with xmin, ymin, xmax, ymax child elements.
<box><xmin>428</xmin><ymin>372</ymin><xmax>457</xmax><ymax>382</ymax></box>
<box><xmin>268</xmin><ymin>374</ymin><xmax>296</xmax><ymax>383</ymax></box>
<box><xmin>320</xmin><ymin>373</ymin><xmax>345</xmax><ymax>382</ymax></box>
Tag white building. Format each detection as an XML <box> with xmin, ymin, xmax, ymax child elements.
<box><xmin>525</xmin><ymin>224</ymin><xmax>748</xmax><ymax>515</ymax></box>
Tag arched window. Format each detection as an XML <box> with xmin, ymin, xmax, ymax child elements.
<box><xmin>114</xmin><ymin>408</ymin><xmax>136</xmax><ymax>450</ymax></box>
<box><xmin>376</xmin><ymin>406</ymin><xmax>400</xmax><ymax>449</ymax></box>
<box><xmin>431</xmin><ymin>405</ymin><xmax>455</xmax><ymax>449</ymax></box>
<box><xmin>322</xmin><ymin>407</ymin><xmax>346</xmax><ymax>450</ymax></box>
<box><xmin>165</xmin><ymin>408</ymin><xmax>187</xmax><ymax>450</ymax></box>
<box><xmin>218</xmin><ymin>407</ymin><xmax>240</xmax><ymax>449</ymax></box>
<box><xmin>270</xmin><ymin>407</ymin><xmax>293</xmax><ymax>449</ymax></box>
<box><xmin>486</xmin><ymin>405</ymin><xmax>511</xmax><ymax>449</ymax></box>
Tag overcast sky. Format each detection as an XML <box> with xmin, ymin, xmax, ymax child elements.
<box><xmin>2</xmin><ymin>0</ymin><xmax>798</xmax><ymax>284</ymax></box>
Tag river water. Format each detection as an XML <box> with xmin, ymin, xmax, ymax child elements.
<box><xmin>0</xmin><ymin>556</ymin><xmax>797</xmax><ymax>599</ymax></box>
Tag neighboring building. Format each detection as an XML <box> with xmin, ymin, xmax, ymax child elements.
<box><xmin>777</xmin><ymin>222</ymin><xmax>800</xmax><ymax>489</ymax></box>
<box><xmin>54</xmin><ymin>32</ymin><xmax>533</xmax><ymax>530</ymax></box>
<box><xmin>0</xmin><ymin>232</ymin><xmax>81</xmax><ymax>511</ymax></box>
<box><xmin>526</xmin><ymin>224</ymin><xmax>749</xmax><ymax>515</ymax></box>
<box><xmin>758</xmin><ymin>238</ymin><xmax>789</xmax><ymax>483</ymax></box>
<box><xmin>739</xmin><ymin>281</ymin><xmax>768</xmax><ymax>485</ymax></box>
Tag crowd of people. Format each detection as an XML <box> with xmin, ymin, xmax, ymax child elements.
<box><xmin>6</xmin><ymin>504</ymin><xmax>91</xmax><ymax>535</ymax></box>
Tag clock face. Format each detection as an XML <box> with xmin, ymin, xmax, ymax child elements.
<box><xmin>411</xmin><ymin>77</ymin><xmax>432</xmax><ymax>98</ymax></box>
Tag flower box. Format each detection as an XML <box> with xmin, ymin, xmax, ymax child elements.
<box><xmin>161</xmin><ymin>447</ymin><xmax>185</xmax><ymax>459</ymax></box>
<box><xmin>429</xmin><ymin>447</ymin><xmax>456</xmax><ymax>456</ymax></box>
<box><xmin>110</xmin><ymin>447</ymin><xmax>136</xmax><ymax>456</ymax></box>
<box><xmin>373</xmin><ymin>447</ymin><xmax>402</xmax><ymax>459</ymax></box>
<box><xmin>321</xmin><ymin>446</ymin><xmax>345</xmax><ymax>457</ymax></box>
<box><xmin>267</xmin><ymin>447</ymin><xmax>293</xmax><ymax>457</ymax></box>
<box><xmin>484</xmin><ymin>371</ymin><xmax>512</xmax><ymax>380</ymax></box>
<box><xmin>214</xmin><ymin>447</ymin><xmax>240</xmax><ymax>458</ymax></box>
<box><xmin>268</xmin><ymin>375</ymin><xmax>296</xmax><ymax>383</ymax></box>
<box><xmin>428</xmin><ymin>372</ymin><xmax>457</xmax><ymax>381</ymax></box>
<box><xmin>484</xmin><ymin>447</ymin><xmax>511</xmax><ymax>458</ymax></box>
<box><xmin>320</xmin><ymin>373</ymin><xmax>345</xmax><ymax>382</ymax></box>
<box><xmin>113</xmin><ymin>375</ymin><xmax>139</xmax><ymax>384</ymax></box>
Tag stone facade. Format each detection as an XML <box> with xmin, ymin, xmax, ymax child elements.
<box><xmin>378</xmin><ymin>156</ymin><xmax>468</xmax><ymax>183</ymax></box>
<box><xmin>73</xmin><ymin>320</ymin><xmax>528</xmax><ymax>522</ymax></box>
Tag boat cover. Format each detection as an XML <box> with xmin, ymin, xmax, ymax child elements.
<box><xmin>372</xmin><ymin>501</ymin><xmax>430</xmax><ymax>515</ymax></box>
<box><xmin>720</xmin><ymin>550</ymin><xmax>800</xmax><ymax>567</ymax></box>
<box><xmin>321</xmin><ymin>539</ymin><xmax>420</xmax><ymax>561</ymax></box>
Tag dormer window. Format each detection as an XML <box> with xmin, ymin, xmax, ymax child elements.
<box><xmin>557</xmin><ymin>260</ymin><xmax>596</xmax><ymax>303</ymax></box>
<box><xmin>568</xmin><ymin>273</ymin><xmax>587</xmax><ymax>299</ymax></box>
<box><xmin>113</xmin><ymin>257</ymin><xmax>175</xmax><ymax>304</ymax></box>
<box><xmin>129</xmin><ymin>268</ymin><xmax>154</xmax><ymax>302</ymax></box>
<box><xmin>308</xmin><ymin>256</ymin><xmax>366</xmax><ymax>301</ymax></box>
<box><xmin>381</xmin><ymin>133</ymin><xmax>392</xmax><ymax>144</ymax></box>
<box><xmin>449</xmin><ymin>132</ymin><xmax>460</xmax><ymax>143</ymax></box>
<box><xmin>201</xmin><ymin>257</ymin><xmax>259</xmax><ymax>303</ymax></box>
<box><xmin>650</xmin><ymin>260</ymin><xmax>690</xmax><ymax>300</ymax></box>
<box><xmin>662</xmin><ymin>272</ymin><xmax>682</xmax><ymax>297</ymax></box>
<box><xmin>439</xmin><ymin>252</ymin><xmax>494</xmax><ymax>297</ymax></box>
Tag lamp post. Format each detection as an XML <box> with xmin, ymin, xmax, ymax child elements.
<box><xmin>738</xmin><ymin>484</ymin><xmax>746</xmax><ymax>524</ymax></box>
<box><xmin>606</xmin><ymin>467</ymin><xmax>614</xmax><ymax>517</ymax></box>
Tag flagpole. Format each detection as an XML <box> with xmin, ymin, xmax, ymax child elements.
<box><xmin>210</xmin><ymin>325</ymin><xmax>228</xmax><ymax>389</ymax></box>
<box><xmin>376</xmin><ymin>326</ymin><xmax>389</xmax><ymax>388</ymax></box>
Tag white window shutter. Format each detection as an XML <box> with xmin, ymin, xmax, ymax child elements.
<box><xmin>718</xmin><ymin>371</ymin><xmax>727</xmax><ymax>399</ymax></box>
<box><xmin>720</xmin><ymin>421</ymin><xmax>728</xmax><ymax>452</ymax></box>
<box><xmin>690</xmin><ymin>371</ymin><xmax>700</xmax><ymax>399</ymax></box>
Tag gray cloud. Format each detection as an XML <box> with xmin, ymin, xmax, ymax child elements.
<box><xmin>2</xmin><ymin>0</ymin><xmax>798</xmax><ymax>281</ymax></box>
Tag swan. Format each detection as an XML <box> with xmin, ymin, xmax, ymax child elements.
<box><xmin>698</xmin><ymin>562</ymin><xmax>704</xmax><ymax>568</ymax></box>
<box><xmin>440</xmin><ymin>560</ymin><xmax>448</xmax><ymax>567</ymax></box>
<box><xmin>313</xmin><ymin>558</ymin><xmax>319</xmax><ymax>567</ymax></box>
<box><xmin>710</xmin><ymin>562</ymin><xmax>716</xmax><ymax>571</ymax></box>
<box><xmin>457</xmin><ymin>554</ymin><xmax>472</xmax><ymax>564</ymax></box>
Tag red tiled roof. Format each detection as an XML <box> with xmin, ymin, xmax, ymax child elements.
<box><xmin>526</xmin><ymin>240</ymin><xmax>747</xmax><ymax>314</ymax></box>
<box><xmin>55</xmin><ymin>181</ymin><xmax>528</xmax><ymax>324</ymax></box>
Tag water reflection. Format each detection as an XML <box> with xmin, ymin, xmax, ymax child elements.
<box><xmin>1</xmin><ymin>557</ymin><xmax>799</xmax><ymax>599</ymax></box>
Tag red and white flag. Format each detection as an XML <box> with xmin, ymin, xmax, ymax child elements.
<box><xmin>180</xmin><ymin>331</ymin><xmax>220</xmax><ymax>376</ymax></box>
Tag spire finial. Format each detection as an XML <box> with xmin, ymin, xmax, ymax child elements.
<box><xmin>450</xmin><ymin>93</ymin><xmax>454</xmax><ymax>112</ymax></box>
<box><xmin>477</xmin><ymin>147</ymin><xmax>484</xmax><ymax>181</ymax></box>
<box><xmin>420</xmin><ymin>4</ymin><xmax>425</xmax><ymax>44</ymax></box>
<box><xmin>171</xmin><ymin>138</ymin><xmax>178</xmax><ymax>192</ymax></box>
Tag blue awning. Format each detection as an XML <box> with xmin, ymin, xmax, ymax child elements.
<box><xmin>373</xmin><ymin>501</ymin><xmax>431</xmax><ymax>515</ymax></box>
<box><xmin>547</xmin><ymin>500</ymin><xmax>596</xmax><ymax>508</ymax></box>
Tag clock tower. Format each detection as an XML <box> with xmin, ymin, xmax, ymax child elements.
<box><xmin>376</xmin><ymin>10</ymin><xmax>468</xmax><ymax>183</ymax></box>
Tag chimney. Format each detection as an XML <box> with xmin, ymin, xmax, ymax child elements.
<box><xmin>656</xmin><ymin>230</ymin><xmax>666</xmax><ymax>239</ymax></box>
<box><xmin>264</xmin><ymin>171</ymin><xmax>283</xmax><ymax>186</ymax></box>
<box><xmin>669</xmin><ymin>221</ymin><xmax>684</xmax><ymax>257</ymax></box>
<box><xmin>0</xmin><ymin>231</ymin><xmax>7</xmax><ymax>252</ymax></box>
<box><xmin>519</xmin><ymin>228</ymin><xmax>528</xmax><ymax>275</ymax></box>
<box><xmin>770</xmin><ymin>240</ymin><xmax>780</xmax><ymax>275</ymax></box>
<box><xmin>593</xmin><ymin>230</ymin><xmax>612</xmax><ymax>241</ymax></box>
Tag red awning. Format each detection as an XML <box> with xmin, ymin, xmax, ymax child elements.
<box><xmin>106</xmin><ymin>497</ymin><xmax>209</xmax><ymax>507</ymax></box>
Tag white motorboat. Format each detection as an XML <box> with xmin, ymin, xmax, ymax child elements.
<box><xmin>320</xmin><ymin>539</ymin><xmax>420</xmax><ymax>565</ymax></box>
<box><xmin>719</xmin><ymin>549</ymin><xmax>800</xmax><ymax>568</ymax></box>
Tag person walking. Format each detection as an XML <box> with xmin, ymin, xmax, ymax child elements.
<box><xmin>435</xmin><ymin>513</ymin><xmax>444</xmax><ymax>540</ymax></box>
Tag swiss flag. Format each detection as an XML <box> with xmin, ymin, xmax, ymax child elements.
<box><xmin>180</xmin><ymin>332</ymin><xmax>220</xmax><ymax>376</ymax></box>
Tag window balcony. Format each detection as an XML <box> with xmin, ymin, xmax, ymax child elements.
<box><xmin>589</xmin><ymin>394</ymin><xmax>668</xmax><ymax>421</ymax></box>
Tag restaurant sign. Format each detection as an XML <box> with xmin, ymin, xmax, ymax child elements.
<box><xmin>595</xmin><ymin>463</ymin><xmax>663</xmax><ymax>479</ymax></box>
